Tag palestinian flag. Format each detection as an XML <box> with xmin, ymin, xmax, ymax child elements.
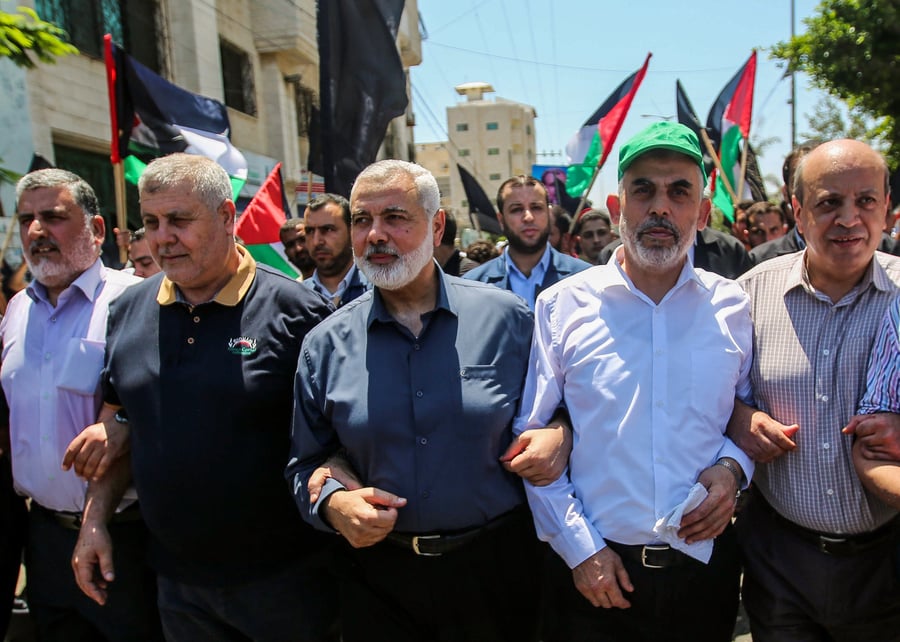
<box><xmin>565</xmin><ymin>53</ymin><xmax>651</xmax><ymax>198</ymax></box>
<box><xmin>104</xmin><ymin>36</ymin><xmax>247</xmax><ymax>198</ymax></box>
<box><xmin>234</xmin><ymin>163</ymin><xmax>299</xmax><ymax>278</ymax></box>
<box><xmin>706</xmin><ymin>51</ymin><xmax>756</xmax><ymax>223</ymax></box>
<box><xmin>676</xmin><ymin>80</ymin><xmax>715</xmax><ymax>173</ymax></box>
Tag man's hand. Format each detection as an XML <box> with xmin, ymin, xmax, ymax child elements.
<box><xmin>71</xmin><ymin>521</ymin><xmax>115</xmax><ymax>605</ymax></box>
<box><xmin>62</xmin><ymin>419</ymin><xmax>130</xmax><ymax>481</ymax></box>
<box><xmin>308</xmin><ymin>452</ymin><xmax>363</xmax><ymax>504</ymax></box>
<box><xmin>500</xmin><ymin>423</ymin><xmax>572</xmax><ymax>486</ymax></box>
<box><xmin>727</xmin><ymin>399</ymin><xmax>798</xmax><ymax>463</ymax></box>
<box><xmin>572</xmin><ymin>547</ymin><xmax>633</xmax><ymax>609</ymax></box>
<box><xmin>322</xmin><ymin>487</ymin><xmax>406</xmax><ymax>548</ymax></box>
<box><xmin>678</xmin><ymin>463</ymin><xmax>739</xmax><ymax>544</ymax></box>
<box><xmin>843</xmin><ymin>413</ymin><xmax>900</xmax><ymax>461</ymax></box>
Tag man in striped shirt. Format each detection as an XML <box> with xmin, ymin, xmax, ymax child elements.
<box><xmin>728</xmin><ymin>139</ymin><xmax>900</xmax><ymax>640</ymax></box>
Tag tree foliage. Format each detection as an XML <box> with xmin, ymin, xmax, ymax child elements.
<box><xmin>0</xmin><ymin>6</ymin><xmax>77</xmax><ymax>69</ymax></box>
<box><xmin>771</xmin><ymin>0</ymin><xmax>900</xmax><ymax>166</ymax></box>
<box><xmin>802</xmin><ymin>94</ymin><xmax>890</xmax><ymax>149</ymax></box>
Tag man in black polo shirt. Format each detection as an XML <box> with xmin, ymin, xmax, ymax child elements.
<box><xmin>70</xmin><ymin>154</ymin><xmax>336</xmax><ymax>641</ymax></box>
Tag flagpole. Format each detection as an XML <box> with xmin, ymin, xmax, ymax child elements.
<box><xmin>575</xmin><ymin>164</ymin><xmax>602</xmax><ymax>215</ymax></box>
<box><xmin>104</xmin><ymin>34</ymin><xmax>128</xmax><ymax>265</ymax></box>
<box><xmin>699</xmin><ymin>129</ymin><xmax>739</xmax><ymax>205</ymax></box>
<box><xmin>736</xmin><ymin>138</ymin><xmax>750</xmax><ymax>204</ymax></box>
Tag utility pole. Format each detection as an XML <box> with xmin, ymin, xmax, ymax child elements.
<box><xmin>790</xmin><ymin>0</ymin><xmax>797</xmax><ymax>148</ymax></box>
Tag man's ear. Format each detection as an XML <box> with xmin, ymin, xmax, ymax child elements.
<box><xmin>221</xmin><ymin>199</ymin><xmax>237</xmax><ymax>234</ymax></box>
<box><xmin>696</xmin><ymin>198</ymin><xmax>711</xmax><ymax>231</ymax></box>
<box><xmin>607</xmin><ymin>194</ymin><xmax>621</xmax><ymax>225</ymax></box>
<box><xmin>433</xmin><ymin>209</ymin><xmax>446</xmax><ymax>247</ymax></box>
<box><xmin>792</xmin><ymin>196</ymin><xmax>805</xmax><ymax>235</ymax></box>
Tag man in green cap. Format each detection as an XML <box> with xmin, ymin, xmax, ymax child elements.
<box><xmin>514</xmin><ymin>121</ymin><xmax>754</xmax><ymax>641</ymax></box>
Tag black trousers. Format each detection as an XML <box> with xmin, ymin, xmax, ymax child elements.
<box><xmin>25</xmin><ymin>505</ymin><xmax>163</xmax><ymax>642</ymax></box>
<box><xmin>336</xmin><ymin>508</ymin><xmax>542</xmax><ymax>642</ymax></box>
<box><xmin>736</xmin><ymin>492</ymin><xmax>900</xmax><ymax>642</ymax></box>
<box><xmin>541</xmin><ymin>525</ymin><xmax>741</xmax><ymax>642</ymax></box>
<box><xmin>0</xmin><ymin>457</ymin><xmax>26</xmax><ymax>638</ymax></box>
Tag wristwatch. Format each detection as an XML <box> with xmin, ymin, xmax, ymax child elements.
<box><xmin>113</xmin><ymin>409</ymin><xmax>129</xmax><ymax>425</ymax></box>
<box><xmin>714</xmin><ymin>457</ymin><xmax>743</xmax><ymax>490</ymax></box>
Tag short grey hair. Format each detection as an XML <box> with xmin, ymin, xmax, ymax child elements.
<box><xmin>138</xmin><ymin>153</ymin><xmax>232</xmax><ymax>213</ymax></box>
<box><xmin>16</xmin><ymin>168</ymin><xmax>100</xmax><ymax>218</ymax></box>
<box><xmin>351</xmin><ymin>160</ymin><xmax>440</xmax><ymax>219</ymax></box>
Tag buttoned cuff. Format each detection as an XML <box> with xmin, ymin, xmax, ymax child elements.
<box><xmin>310</xmin><ymin>477</ymin><xmax>347</xmax><ymax>533</ymax></box>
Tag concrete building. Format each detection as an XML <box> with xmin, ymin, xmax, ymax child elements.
<box><xmin>442</xmin><ymin>82</ymin><xmax>536</xmax><ymax>226</ymax></box>
<box><xmin>0</xmin><ymin>0</ymin><xmax>421</xmax><ymax>264</ymax></box>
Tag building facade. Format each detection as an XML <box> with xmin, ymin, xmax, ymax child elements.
<box><xmin>0</xmin><ymin>0</ymin><xmax>421</xmax><ymax>263</ymax></box>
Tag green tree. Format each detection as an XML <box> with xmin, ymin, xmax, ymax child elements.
<box><xmin>802</xmin><ymin>94</ymin><xmax>890</xmax><ymax>149</ymax></box>
<box><xmin>0</xmin><ymin>6</ymin><xmax>77</xmax><ymax>69</ymax></box>
<box><xmin>771</xmin><ymin>0</ymin><xmax>900</xmax><ymax>166</ymax></box>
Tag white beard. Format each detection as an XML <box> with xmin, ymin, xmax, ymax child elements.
<box><xmin>354</xmin><ymin>228</ymin><xmax>435</xmax><ymax>291</ymax></box>
<box><xmin>620</xmin><ymin>215</ymin><xmax>692</xmax><ymax>271</ymax></box>
<box><xmin>25</xmin><ymin>219</ymin><xmax>98</xmax><ymax>290</ymax></box>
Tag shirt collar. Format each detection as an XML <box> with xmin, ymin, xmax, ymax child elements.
<box><xmin>27</xmin><ymin>258</ymin><xmax>104</xmax><ymax>305</ymax></box>
<box><xmin>788</xmin><ymin>249</ymin><xmax>885</xmax><ymax>299</ymax></box>
<box><xmin>368</xmin><ymin>260</ymin><xmax>453</xmax><ymax>328</ymax></box>
<box><xmin>156</xmin><ymin>244</ymin><xmax>256</xmax><ymax>307</ymax></box>
<box><xmin>610</xmin><ymin>244</ymin><xmax>706</xmax><ymax>300</ymax></box>
<box><xmin>310</xmin><ymin>264</ymin><xmax>357</xmax><ymax>298</ymax></box>
<box><xmin>505</xmin><ymin>244</ymin><xmax>551</xmax><ymax>281</ymax></box>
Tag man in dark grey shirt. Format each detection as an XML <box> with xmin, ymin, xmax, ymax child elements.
<box><xmin>287</xmin><ymin>159</ymin><xmax>562</xmax><ymax>642</ymax></box>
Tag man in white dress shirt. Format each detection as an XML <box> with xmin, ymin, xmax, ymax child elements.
<box><xmin>515</xmin><ymin>121</ymin><xmax>754</xmax><ymax>642</ymax></box>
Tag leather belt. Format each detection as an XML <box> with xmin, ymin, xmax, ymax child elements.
<box><xmin>758</xmin><ymin>494</ymin><xmax>898</xmax><ymax>556</ymax></box>
<box><xmin>386</xmin><ymin>506</ymin><xmax>523</xmax><ymax>557</ymax></box>
<box><xmin>32</xmin><ymin>502</ymin><xmax>143</xmax><ymax>531</ymax></box>
<box><xmin>605</xmin><ymin>541</ymin><xmax>692</xmax><ymax>569</ymax></box>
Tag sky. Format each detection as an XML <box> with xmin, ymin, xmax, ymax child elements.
<box><xmin>410</xmin><ymin>0</ymin><xmax>828</xmax><ymax>202</ymax></box>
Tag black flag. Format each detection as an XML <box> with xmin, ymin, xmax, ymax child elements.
<box><xmin>457</xmin><ymin>165</ymin><xmax>501</xmax><ymax>235</ymax></box>
<box><xmin>676</xmin><ymin>80</ymin><xmax>715</xmax><ymax>175</ymax></box>
<box><xmin>314</xmin><ymin>0</ymin><xmax>409</xmax><ymax>196</ymax></box>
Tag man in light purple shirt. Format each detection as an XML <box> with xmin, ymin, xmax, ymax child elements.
<box><xmin>0</xmin><ymin>169</ymin><xmax>161</xmax><ymax>640</ymax></box>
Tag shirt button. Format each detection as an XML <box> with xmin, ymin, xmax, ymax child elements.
<box><xmin>187</xmin><ymin>337</ymin><xmax>195</xmax><ymax>345</ymax></box>
<box><xmin>422</xmin><ymin>491</ymin><xmax>430</xmax><ymax>499</ymax></box>
<box><xmin>823</xmin><ymin>443</ymin><xmax>830</xmax><ymax>450</ymax></box>
<box><xmin>823</xmin><ymin>348</ymin><xmax>830</xmax><ymax>356</ymax></box>
<box><xmin>44</xmin><ymin>353</ymin><xmax>51</xmax><ymax>360</ymax></box>
<box><xmin>416</xmin><ymin>390</ymin><xmax>423</xmax><ymax>398</ymax></box>
<box><xmin>826</xmin><ymin>488</ymin><xmax>834</xmax><ymax>496</ymax></box>
<box><xmin>50</xmin><ymin>317</ymin><xmax>56</xmax><ymax>323</ymax></box>
<box><xmin>193</xmin><ymin>316</ymin><xmax>200</xmax><ymax>323</ymax></box>
<box><xmin>414</xmin><ymin>344</ymin><xmax>421</xmax><ymax>351</ymax></box>
<box><xmin>820</xmin><ymin>394</ymin><xmax>829</xmax><ymax>402</ymax></box>
<box><xmin>656</xmin><ymin>401</ymin><xmax>663</xmax><ymax>408</ymax></box>
<box><xmin>419</xmin><ymin>437</ymin><xmax>427</xmax><ymax>445</ymax></box>
<box><xmin>655</xmin><ymin>349</ymin><xmax>663</xmax><ymax>356</ymax></box>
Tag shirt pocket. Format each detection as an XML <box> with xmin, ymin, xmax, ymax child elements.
<box><xmin>690</xmin><ymin>346</ymin><xmax>742</xmax><ymax>424</ymax></box>
<box><xmin>458</xmin><ymin>365</ymin><xmax>519</xmax><ymax>428</ymax></box>
<box><xmin>56</xmin><ymin>338</ymin><xmax>105</xmax><ymax>396</ymax></box>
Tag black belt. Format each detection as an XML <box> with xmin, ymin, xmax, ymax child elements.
<box><xmin>605</xmin><ymin>540</ymin><xmax>693</xmax><ymax>569</ymax></box>
<box><xmin>32</xmin><ymin>502</ymin><xmax>143</xmax><ymax>531</ymax></box>
<box><xmin>757</xmin><ymin>494</ymin><xmax>898</xmax><ymax>556</ymax></box>
<box><xmin>386</xmin><ymin>506</ymin><xmax>523</xmax><ymax>557</ymax></box>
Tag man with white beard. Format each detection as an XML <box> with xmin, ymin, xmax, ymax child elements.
<box><xmin>0</xmin><ymin>169</ymin><xmax>161</xmax><ymax>640</ymax></box>
<box><xmin>515</xmin><ymin>122</ymin><xmax>754</xmax><ymax>642</ymax></box>
<box><xmin>287</xmin><ymin>159</ymin><xmax>552</xmax><ymax>641</ymax></box>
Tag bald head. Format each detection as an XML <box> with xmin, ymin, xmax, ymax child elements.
<box><xmin>793</xmin><ymin>139</ymin><xmax>889</xmax><ymax>207</ymax></box>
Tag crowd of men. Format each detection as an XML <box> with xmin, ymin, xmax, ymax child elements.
<box><xmin>0</xmin><ymin>120</ymin><xmax>899</xmax><ymax>642</ymax></box>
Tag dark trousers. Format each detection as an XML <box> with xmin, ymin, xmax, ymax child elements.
<box><xmin>25</xmin><ymin>505</ymin><xmax>162</xmax><ymax>642</ymax></box>
<box><xmin>336</xmin><ymin>508</ymin><xmax>542</xmax><ymax>642</ymax></box>
<box><xmin>0</xmin><ymin>458</ymin><xmax>26</xmax><ymax>638</ymax></box>
<box><xmin>541</xmin><ymin>525</ymin><xmax>741</xmax><ymax>642</ymax></box>
<box><xmin>156</xmin><ymin>551</ymin><xmax>339</xmax><ymax>642</ymax></box>
<box><xmin>736</xmin><ymin>492</ymin><xmax>900</xmax><ymax>642</ymax></box>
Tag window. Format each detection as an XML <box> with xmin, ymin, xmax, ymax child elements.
<box><xmin>486</xmin><ymin>122</ymin><xmax>499</xmax><ymax>130</ymax></box>
<box><xmin>294</xmin><ymin>83</ymin><xmax>315</xmax><ymax>137</ymax></box>
<box><xmin>487</xmin><ymin>148</ymin><xmax>500</xmax><ymax>156</ymax></box>
<box><xmin>456</xmin><ymin>123</ymin><xmax>469</xmax><ymax>132</ymax></box>
<box><xmin>458</xmin><ymin>149</ymin><xmax>471</xmax><ymax>157</ymax></box>
<box><xmin>220</xmin><ymin>40</ymin><xmax>257</xmax><ymax>116</ymax></box>
<box><xmin>461</xmin><ymin>200</ymin><xmax>468</xmax><ymax>208</ymax></box>
<box><xmin>526</xmin><ymin>125</ymin><xmax>532</xmax><ymax>135</ymax></box>
<box><xmin>36</xmin><ymin>0</ymin><xmax>160</xmax><ymax>70</ymax></box>
<box><xmin>489</xmin><ymin>173</ymin><xmax>501</xmax><ymax>181</ymax></box>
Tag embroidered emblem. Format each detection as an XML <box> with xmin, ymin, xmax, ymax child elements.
<box><xmin>227</xmin><ymin>337</ymin><xmax>258</xmax><ymax>355</ymax></box>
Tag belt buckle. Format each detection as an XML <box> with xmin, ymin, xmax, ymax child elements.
<box><xmin>641</xmin><ymin>545</ymin><xmax>668</xmax><ymax>569</ymax></box>
<box><xmin>411</xmin><ymin>534</ymin><xmax>442</xmax><ymax>557</ymax></box>
<box><xmin>818</xmin><ymin>535</ymin><xmax>847</xmax><ymax>555</ymax></box>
